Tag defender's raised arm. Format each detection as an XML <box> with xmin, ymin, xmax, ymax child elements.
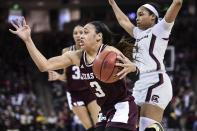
<box><xmin>164</xmin><ymin>0</ymin><xmax>183</xmax><ymax>23</ymax></box>
<box><xmin>109</xmin><ymin>0</ymin><xmax>135</xmax><ymax>37</ymax></box>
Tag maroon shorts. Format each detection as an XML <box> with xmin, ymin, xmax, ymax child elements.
<box><xmin>66</xmin><ymin>88</ymin><xmax>96</xmax><ymax>109</ymax></box>
<box><xmin>96</xmin><ymin>99</ymin><xmax>138</xmax><ymax>131</ymax></box>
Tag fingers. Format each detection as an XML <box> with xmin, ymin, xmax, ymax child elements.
<box><xmin>119</xmin><ymin>72</ymin><xmax>127</xmax><ymax>80</ymax></box>
<box><xmin>115</xmin><ymin>62</ymin><xmax>124</xmax><ymax>67</ymax></box>
<box><xmin>116</xmin><ymin>55</ymin><xmax>123</xmax><ymax>61</ymax></box>
<box><xmin>22</xmin><ymin>17</ymin><xmax>27</xmax><ymax>26</ymax></box>
<box><xmin>48</xmin><ymin>71</ymin><xmax>55</xmax><ymax>81</ymax></box>
<box><xmin>108</xmin><ymin>0</ymin><xmax>112</xmax><ymax>4</ymax></box>
<box><xmin>116</xmin><ymin>54</ymin><xmax>128</xmax><ymax>67</ymax></box>
<box><xmin>16</xmin><ymin>19</ymin><xmax>22</xmax><ymax>28</ymax></box>
<box><xmin>10</xmin><ymin>17</ymin><xmax>27</xmax><ymax>29</ymax></box>
<box><xmin>48</xmin><ymin>71</ymin><xmax>52</xmax><ymax>81</ymax></box>
<box><xmin>48</xmin><ymin>71</ymin><xmax>59</xmax><ymax>81</ymax></box>
<box><xmin>11</xmin><ymin>20</ymin><xmax>19</xmax><ymax>30</ymax></box>
<box><xmin>116</xmin><ymin>68</ymin><xmax>127</xmax><ymax>79</ymax></box>
<box><xmin>9</xmin><ymin>29</ymin><xmax>17</xmax><ymax>34</ymax></box>
<box><xmin>24</xmin><ymin>25</ymin><xmax>30</xmax><ymax>30</ymax></box>
<box><xmin>116</xmin><ymin>53</ymin><xmax>135</xmax><ymax>79</ymax></box>
<box><xmin>116</xmin><ymin>69</ymin><xmax>125</xmax><ymax>77</ymax></box>
<box><xmin>116</xmin><ymin>54</ymin><xmax>127</xmax><ymax>63</ymax></box>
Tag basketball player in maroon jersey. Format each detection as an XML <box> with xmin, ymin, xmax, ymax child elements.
<box><xmin>48</xmin><ymin>25</ymin><xmax>100</xmax><ymax>131</ymax></box>
<box><xmin>10</xmin><ymin>19</ymin><xmax>139</xmax><ymax>131</ymax></box>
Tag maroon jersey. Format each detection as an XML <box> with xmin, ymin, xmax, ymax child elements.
<box><xmin>79</xmin><ymin>44</ymin><xmax>134</xmax><ymax>111</ymax></box>
<box><xmin>65</xmin><ymin>45</ymin><xmax>88</xmax><ymax>91</ymax></box>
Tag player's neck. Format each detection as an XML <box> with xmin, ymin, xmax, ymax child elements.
<box><xmin>85</xmin><ymin>44</ymin><xmax>101</xmax><ymax>63</ymax></box>
<box><xmin>75</xmin><ymin>45</ymin><xmax>80</xmax><ymax>50</ymax></box>
<box><xmin>140</xmin><ymin>23</ymin><xmax>155</xmax><ymax>30</ymax></box>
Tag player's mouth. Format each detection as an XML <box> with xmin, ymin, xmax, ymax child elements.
<box><xmin>80</xmin><ymin>39</ymin><xmax>84</xmax><ymax>46</ymax></box>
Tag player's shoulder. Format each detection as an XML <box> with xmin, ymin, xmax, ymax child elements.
<box><xmin>62</xmin><ymin>45</ymin><xmax>76</xmax><ymax>54</ymax></box>
<box><xmin>104</xmin><ymin>45</ymin><xmax>115</xmax><ymax>51</ymax></box>
<box><xmin>62</xmin><ymin>47</ymin><xmax>70</xmax><ymax>54</ymax></box>
<box><xmin>104</xmin><ymin>45</ymin><xmax>121</xmax><ymax>54</ymax></box>
<box><xmin>62</xmin><ymin>49</ymin><xmax>82</xmax><ymax>65</ymax></box>
<box><xmin>63</xmin><ymin>49</ymin><xmax>82</xmax><ymax>56</ymax></box>
<box><xmin>75</xmin><ymin>49</ymin><xmax>83</xmax><ymax>56</ymax></box>
<box><xmin>68</xmin><ymin>49</ymin><xmax>83</xmax><ymax>60</ymax></box>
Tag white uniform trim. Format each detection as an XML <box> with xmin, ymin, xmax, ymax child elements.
<box><xmin>66</xmin><ymin>92</ymin><xmax>73</xmax><ymax>110</ymax></box>
<box><xmin>111</xmin><ymin>101</ymin><xmax>129</xmax><ymax>123</ymax></box>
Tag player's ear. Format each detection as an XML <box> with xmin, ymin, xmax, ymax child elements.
<box><xmin>96</xmin><ymin>33</ymin><xmax>102</xmax><ymax>42</ymax></box>
<box><xmin>151</xmin><ymin>14</ymin><xmax>156</xmax><ymax>22</ymax></box>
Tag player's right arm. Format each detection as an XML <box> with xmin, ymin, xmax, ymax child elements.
<box><xmin>9</xmin><ymin>19</ymin><xmax>73</xmax><ymax>72</ymax></box>
<box><xmin>109</xmin><ymin>0</ymin><xmax>136</xmax><ymax>37</ymax></box>
<box><xmin>47</xmin><ymin>47</ymin><xmax>69</xmax><ymax>82</ymax></box>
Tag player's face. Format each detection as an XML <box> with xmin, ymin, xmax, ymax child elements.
<box><xmin>80</xmin><ymin>24</ymin><xmax>98</xmax><ymax>50</ymax></box>
<box><xmin>73</xmin><ymin>26</ymin><xmax>84</xmax><ymax>47</ymax></box>
<box><xmin>136</xmin><ymin>6</ymin><xmax>155</xmax><ymax>30</ymax></box>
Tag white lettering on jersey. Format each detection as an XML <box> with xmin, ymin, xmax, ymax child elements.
<box><xmin>81</xmin><ymin>73</ymin><xmax>94</xmax><ymax>80</ymax></box>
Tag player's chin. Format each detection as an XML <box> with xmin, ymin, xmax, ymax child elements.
<box><xmin>79</xmin><ymin>43</ymin><xmax>85</xmax><ymax>48</ymax></box>
<box><xmin>137</xmin><ymin>24</ymin><xmax>143</xmax><ymax>29</ymax></box>
<box><xmin>80</xmin><ymin>45</ymin><xmax>85</xmax><ymax>50</ymax></box>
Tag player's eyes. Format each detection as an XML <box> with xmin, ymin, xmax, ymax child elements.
<box><xmin>137</xmin><ymin>12</ymin><xmax>143</xmax><ymax>16</ymax></box>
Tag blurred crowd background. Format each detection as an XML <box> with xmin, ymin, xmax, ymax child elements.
<box><xmin>0</xmin><ymin>0</ymin><xmax>197</xmax><ymax>131</ymax></box>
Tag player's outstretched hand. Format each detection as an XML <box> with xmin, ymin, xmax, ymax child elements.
<box><xmin>115</xmin><ymin>54</ymin><xmax>136</xmax><ymax>79</ymax></box>
<box><xmin>9</xmin><ymin>18</ymin><xmax>31</xmax><ymax>42</ymax></box>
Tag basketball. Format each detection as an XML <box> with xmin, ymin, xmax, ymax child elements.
<box><xmin>93</xmin><ymin>51</ymin><xmax>122</xmax><ymax>83</ymax></box>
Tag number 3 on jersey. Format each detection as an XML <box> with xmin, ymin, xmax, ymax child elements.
<box><xmin>72</xmin><ymin>66</ymin><xmax>81</xmax><ymax>79</ymax></box>
<box><xmin>90</xmin><ymin>81</ymin><xmax>105</xmax><ymax>97</ymax></box>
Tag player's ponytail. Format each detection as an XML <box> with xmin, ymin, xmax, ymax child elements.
<box><xmin>114</xmin><ymin>36</ymin><xmax>137</xmax><ymax>62</ymax></box>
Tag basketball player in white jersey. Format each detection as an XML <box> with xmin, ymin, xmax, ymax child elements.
<box><xmin>109</xmin><ymin>0</ymin><xmax>183</xmax><ymax>130</ymax></box>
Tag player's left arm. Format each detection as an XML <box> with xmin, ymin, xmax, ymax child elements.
<box><xmin>105</xmin><ymin>46</ymin><xmax>137</xmax><ymax>79</ymax></box>
<box><xmin>164</xmin><ymin>0</ymin><xmax>183</xmax><ymax>23</ymax></box>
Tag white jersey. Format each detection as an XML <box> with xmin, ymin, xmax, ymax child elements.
<box><xmin>133</xmin><ymin>19</ymin><xmax>174</xmax><ymax>74</ymax></box>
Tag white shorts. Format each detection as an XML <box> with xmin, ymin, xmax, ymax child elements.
<box><xmin>96</xmin><ymin>99</ymin><xmax>137</xmax><ymax>131</ymax></box>
<box><xmin>133</xmin><ymin>73</ymin><xmax>173</xmax><ymax>109</ymax></box>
